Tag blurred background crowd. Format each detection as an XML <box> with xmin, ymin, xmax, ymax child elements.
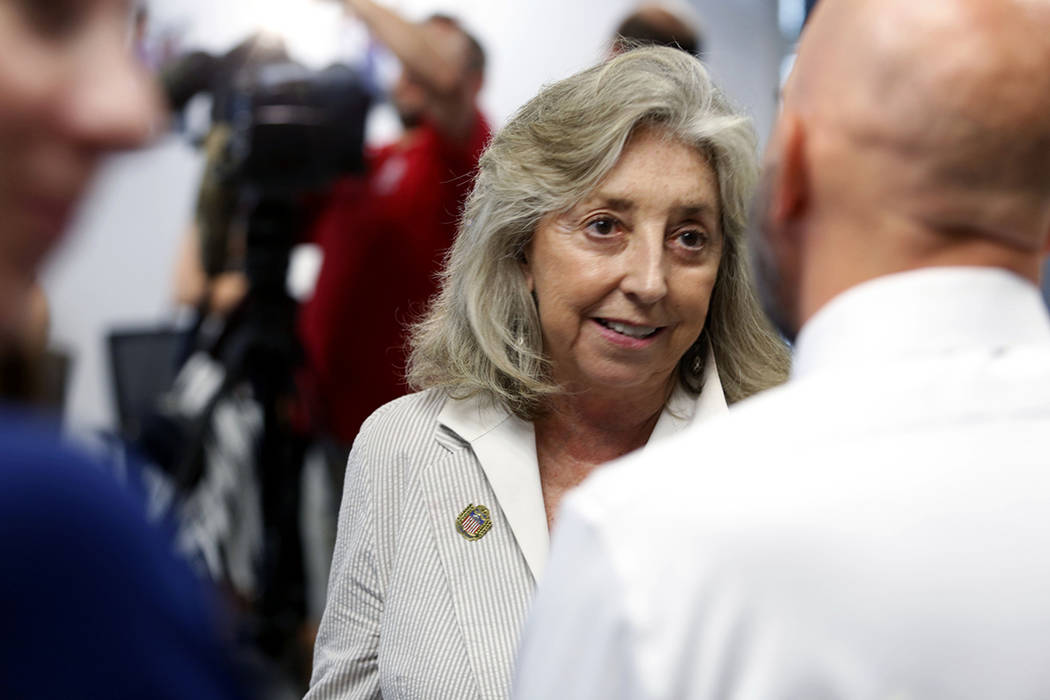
<box><xmin>45</xmin><ymin>0</ymin><xmax>793</xmax><ymax>439</ymax></box>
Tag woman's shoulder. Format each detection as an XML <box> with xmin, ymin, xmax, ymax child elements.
<box><xmin>350</xmin><ymin>389</ymin><xmax>464</xmax><ymax>470</ymax></box>
<box><xmin>357</xmin><ymin>388</ymin><xmax>449</xmax><ymax>439</ymax></box>
<box><xmin>352</xmin><ymin>387</ymin><xmax>514</xmax><ymax>467</ymax></box>
<box><xmin>342</xmin><ymin>390</ymin><xmax>453</xmax><ymax>504</ymax></box>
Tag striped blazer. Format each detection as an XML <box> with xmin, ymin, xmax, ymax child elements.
<box><xmin>306</xmin><ymin>357</ymin><xmax>729</xmax><ymax>700</ymax></box>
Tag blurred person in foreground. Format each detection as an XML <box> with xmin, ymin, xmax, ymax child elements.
<box><xmin>515</xmin><ymin>0</ymin><xmax>1050</xmax><ymax>698</ymax></box>
<box><xmin>0</xmin><ymin>283</ymin><xmax>52</xmax><ymax>404</ymax></box>
<box><xmin>0</xmin><ymin>0</ymin><xmax>244</xmax><ymax>697</ymax></box>
<box><xmin>297</xmin><ymin>0</ymin><xmax>490</xmax><ymax>448</ymax></box>
<box><xmin>306</xmin><ymin>46</ymin><xmax>789</xmax><ymax>700</ymax></box>
<box><xmin>610</xmin><ymin>1</ymin><xmax>704</xmax><ymax>57</ymax></box>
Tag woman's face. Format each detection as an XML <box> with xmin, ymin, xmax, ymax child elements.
<box><xmin>523</xmin><ymin>127</ymin><xmax>723</xmax><ymax>400</ymax></box>
<box><xmin>0</xmin><ymin>0</ymin><xmax>158</xmax><ymax>321</ymax></box>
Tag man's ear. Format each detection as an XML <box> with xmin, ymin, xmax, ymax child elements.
<box><xmin>767</xmin><ymin>111</ymin><xmax>808</xmax><ymax>229</ymax></box>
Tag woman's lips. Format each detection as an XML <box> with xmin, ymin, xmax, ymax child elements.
<box><xmin>596</xmin><ymin>318</ymin><xmax>659</xmax><ymax>338</ymax></box>
<box><xmin>591</xmin><ymin>317</ymin><xmax>666</xmax><ymax>348</ymax></box>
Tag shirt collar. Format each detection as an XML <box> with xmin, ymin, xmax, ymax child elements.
<box><xmin>792</xmin><ymin>267</ymin><xmax>1050</xmax><ymax>380</ymax></box>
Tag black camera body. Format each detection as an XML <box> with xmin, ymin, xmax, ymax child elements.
<box><xmin>217</xmin><ymin>58</ymin><xmax>372</xmax><ymax>303</ymax></box>
<box><xmin>164</xmin><ymin>35</ymin><xmax>373</xmax><ymax>280</ymax></box>
<box><xmin>224</xmin><ymin>60</ymin><xmax>371</xmax><ymax>193</ymax></box>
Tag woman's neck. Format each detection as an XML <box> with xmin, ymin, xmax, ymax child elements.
<box><xmin>533</xmin><ymin>383</ymin><xmax>673</xmax><ymax>530</ymax></box>
<box><xmin>534</xmin><ymin>381</ymin><xmax>672</xmax><ymax>467</ymax></box>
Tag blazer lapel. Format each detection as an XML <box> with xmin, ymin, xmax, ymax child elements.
<box><xmin>437</xmin><ymin>395</ymin><xmax>549</xmax><ymax>581</ymax></box>
<box><xmin>418</xmin><ymin>446</ymin><xmax>534</xmax><ymax>699</ymax></box>
<box><xmin>417</xmin><ymin>397</ymin><xmax>546</xmax><ymax>698</ymax></box>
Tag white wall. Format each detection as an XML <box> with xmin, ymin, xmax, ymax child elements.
<box><xmin>43</xmin><ymin>0</ymin><xmax>785</xmax><ymax>435</ymax></box>
<box><xmin>696</xmin><ymin>0</ymin><xmax>787</xmax><ymax>147</ymax></box>
<box><xmin>42</xmin><ymin>139</ymin><xmax>202</xmax><ymax>434</ymax></box>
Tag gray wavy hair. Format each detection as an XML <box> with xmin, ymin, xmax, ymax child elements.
<box><xmin>408</xmin><ymin>45</ymin><xmax>789</xmax><ymax>419</ymax></box>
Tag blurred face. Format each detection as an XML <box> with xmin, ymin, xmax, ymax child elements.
<box><xmin>0</xmin><ymin>0</ymin><xmax>159</xmax><ymax>325</ymax></box>
<box><xmin>392</xmin><ymin>19</ymin><xmax>469</xmax><ymax>129</ymax></box>
<box><xmin>523</xmin><ymin>128</ymin><xmax>723</xmax><ymax>399</ymax></box>
<box><xmin>391</xmin><ymin>67</ymin><xmax>427</xmax><ymax>130</ymax></box>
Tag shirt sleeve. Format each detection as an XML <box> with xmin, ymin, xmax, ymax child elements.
<box><xmin>305</xmin><ymin>412</ymin><xmax>388</xmax><ymax>700</ymax></box>
<box><xmin>513</xmin><ymin>496</ymin><xmax>645</xmax><ymax>700</ymax></box>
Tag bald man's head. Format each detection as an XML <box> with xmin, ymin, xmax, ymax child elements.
<box><xmin>794</xmin><ymin>0</ymin><xmax>1050</xmax><ymax>245</ymax></box>
<box><xmin>755</xmin><ymin>0</ymin><xmax>1050</xmax><ymax>338</ymax></box>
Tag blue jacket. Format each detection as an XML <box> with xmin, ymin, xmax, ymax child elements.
<box><xmin>0</xmin><ymin>409</ymin><xmax>245</xmax><ymax>700</ymax></box>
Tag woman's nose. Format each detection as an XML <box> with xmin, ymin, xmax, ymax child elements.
<box><xmin>619</xmin><ymin>231</ymin><xmax>668</xmax><ymax>305</ymax></box>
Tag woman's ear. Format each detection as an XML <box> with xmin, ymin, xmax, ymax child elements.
<box><xmin>520</xmin><ymin>250</ymin><xmax>534</xmax><ymax>293</ymax></box>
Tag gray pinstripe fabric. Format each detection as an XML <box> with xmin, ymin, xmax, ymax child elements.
<box><xmin>306</xmin><ymin>377</ymin><xmax>723</xmax><ymax>700</ymax></box>
<box><xmin>305</xmin><ymin>390</ymin><xmax>534</xmax><ymax>700</ymax></box>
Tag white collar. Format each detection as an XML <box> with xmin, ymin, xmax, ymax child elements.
<box><xmin>437</xmin><ymin>347</ymin><xmax>728</xmax><ymax>580</ymax></box>
<box><xmin>793</xmin><ymin>267</ymin><xmax>1050</xmax><ymax>380</ymax></box>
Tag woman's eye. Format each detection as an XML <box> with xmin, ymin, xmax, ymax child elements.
<box><xmin>585</xmin><ymin>217</ymin><xmax>618</xmax><ymax>236</ymax></box>
<box><xmin>675</xmin><ymin>229</ymin><xmax>707</xmax><ymax>250</ymax></box>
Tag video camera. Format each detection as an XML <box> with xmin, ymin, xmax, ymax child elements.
<box><xmin>165</xmin><ymin>34</ymin><xmax>371</xmax><ymax>191</ymax></box>
<box><xmin>222</xmin><ymin>59</ymin><xmax>371</xmax><ymax>193</ymax></box>
<box><xmin>217</xmin><ymin>55</ymin><xmax>372</xmax><ymax>300</ymax></box>
<box><xmin>141</xmin><ymin>37</ymin><xmax>374</xmax><ymax>672</ymax></box>
<box><xmin>164</xmin><ymin>35</ymin><xmax>372</xmax><ymax>299</ymax></box>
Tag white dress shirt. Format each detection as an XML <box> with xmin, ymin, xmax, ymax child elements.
<box><xmin>514</xmin><ymin>267</ymin><xmax>1050</xmax><ymax>700</ymax></box>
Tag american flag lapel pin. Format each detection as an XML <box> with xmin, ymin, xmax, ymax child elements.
<box><xmin>455</xmin><ymin>503</ymin><xmax>492</xmax><ymax>541</ymax></box>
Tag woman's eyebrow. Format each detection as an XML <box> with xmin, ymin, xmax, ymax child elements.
<box><xmin>583</xmin><ymin>195</ymin><xmax>636</xmax><ymax>212</ymax></box>
<box><xmin>576</xmin><ymin>197</ymin><xmax>719</xmax><ymax>220</ymax></box>
<box><xmin>675</xmin><ymin>203</ymin><xmax>718</xmax><ymax>219</ymax></box>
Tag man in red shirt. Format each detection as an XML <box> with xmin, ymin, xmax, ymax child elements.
<box><xmin>299</xmin><ymin>1</ymin><xmax>490</xmax><ymax>446</ymax></box>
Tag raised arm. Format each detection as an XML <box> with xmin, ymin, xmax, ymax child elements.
<box><xmin>342</xmin><ymin>0</ymin><xmax>482</xmax><ymax>142</ymax></box>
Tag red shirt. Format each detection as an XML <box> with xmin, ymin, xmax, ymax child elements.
<box><xmin>298</xmin><ymin>112</ymin><xmax>490</xmax><ymax>444</ymax></box>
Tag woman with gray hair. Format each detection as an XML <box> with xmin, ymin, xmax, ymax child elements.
<box><xmin>307</xmin><ymin>45</ymin><xmax>789</xmax><ymax>700</ymax></box>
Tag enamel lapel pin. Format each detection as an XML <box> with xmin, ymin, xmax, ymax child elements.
<box><xmin>456</xmin><ymin>503</ymin><xmax>492</xmax><ymax>541</ymax></box>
